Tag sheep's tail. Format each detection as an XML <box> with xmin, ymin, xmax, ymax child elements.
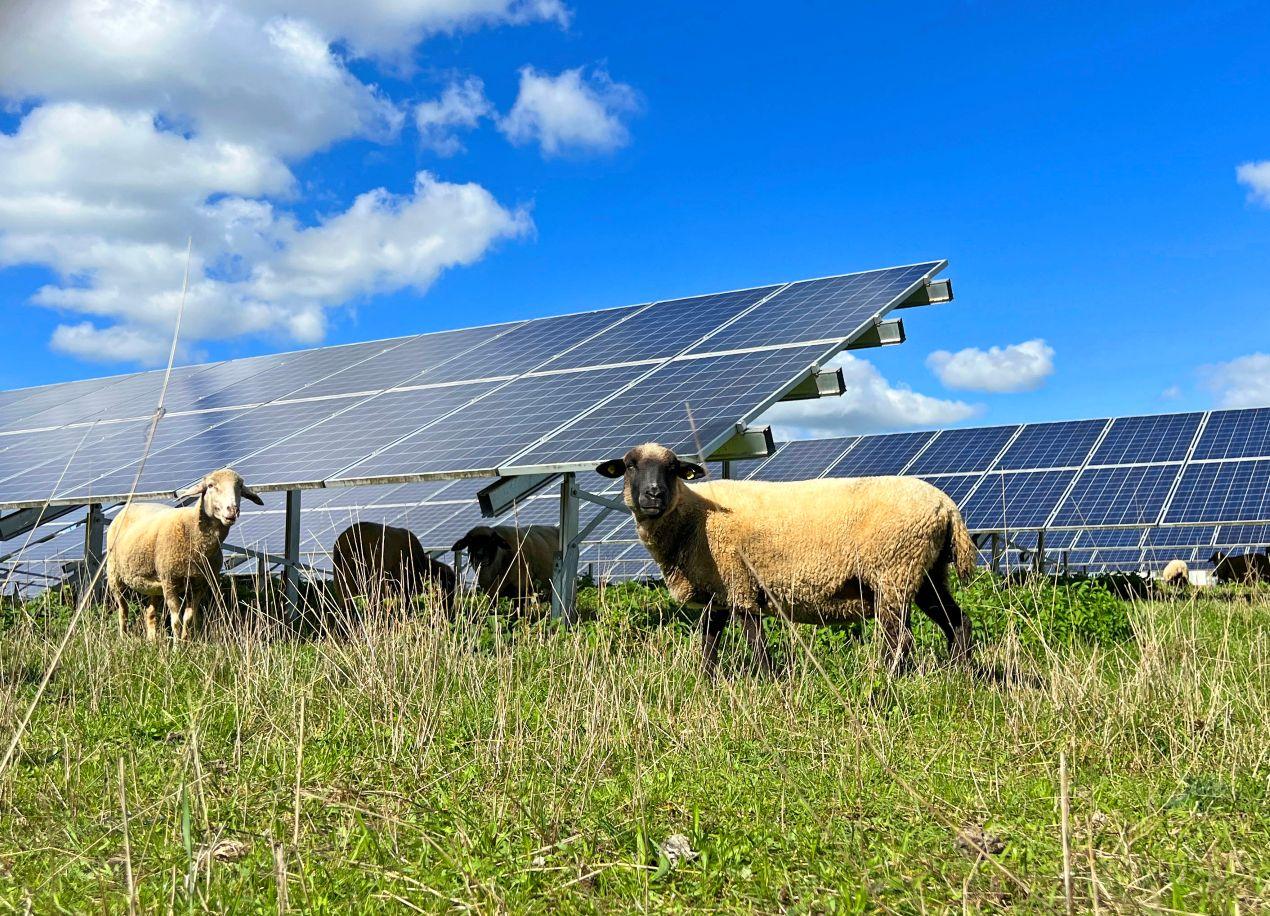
<box><xmin>948</xmin><ymin>508</ymin><xmax>977</xmax><ymax>583</ymax></box>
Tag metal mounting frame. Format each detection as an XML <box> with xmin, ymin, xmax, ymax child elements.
<box><xmin>780</xmin><ymin>367</ymin><xmax>846</xmax><ymax>402</ymax></box>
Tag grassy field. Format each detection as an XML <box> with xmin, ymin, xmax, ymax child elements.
<box><xmin>0</xmin><ymin>576</ymin><xmax>1267</xmax><ymax>913</ymax></box>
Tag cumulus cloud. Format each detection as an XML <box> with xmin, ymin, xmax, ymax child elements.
<box><xmin>0</xmin><ymin>0</ymin><xmax>547</xmax><ymax>365</ymax></box>
<box><xmin>500</xmin><ymin>66</ymin><xmax>639</xmax><ymax>157</ymax></box>
<box><xmin>760</xmin><ymin>353</ymin><xmax>981</xmax><ymax>439</ymax></box>
<box><xmin>1236</xmin><ymin>161</ymin><xmax>1270</xmax><ymax>206</ymax></box>
<box><xmin>1200</xmin><ymin>353</ymin><xmax>1270</xmax><ymax>408</ymax></box>
<box><xmin>415</xmin><ymin>77</ymin><xmax>494</xmax><ymax>155</ymax></box>
<box><xmin>926</xmin><ymin>339</ymin><xmax>1055</xmax><ymax>393</ymax></box>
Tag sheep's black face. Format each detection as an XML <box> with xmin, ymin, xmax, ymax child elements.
<box><xmin>596</xmin><ymin>443</ymin><xmax>705</xmax><ymax>520</ymax></box>
<box><xmin>452</xmin><ymin>529</ymin><xmax>511</xmax><ymax>590</ymax></box>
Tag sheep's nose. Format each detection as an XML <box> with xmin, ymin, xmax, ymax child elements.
<box><xmin>645</xmin><ymin>484</ymin><xmax>663</xmax><ymax>498</ymax></box>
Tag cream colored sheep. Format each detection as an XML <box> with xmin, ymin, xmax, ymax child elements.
<box><xmin>596</xmin><ymin>443</ymin><xmax>977</xmax><ymax>674</ymax></box>
<box><xmin>452</xmin><ymin>524</ymin><xmax>558</xmax><ymax>607</ymax></box>
<box><xmin>1160</xmin><ymin>559</ymin><xmax>1190</xmax><ymax>589</ymax></box>
<box><xmin>106</xmin><ymin>468</ymin><xmax>262</xmax><ymax>640</ymax></box>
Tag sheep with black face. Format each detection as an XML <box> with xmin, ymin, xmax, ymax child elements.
<box><xmin>452</xmin><ymin>524</ymin><xmax>558</xmax><ymax>608</ymax></box>
<box><xmin>597</xmin><ymin>443</ymin><xmax>976</xmax><ymax>674</ymax></box>
<box><xmin>106</xmin><ymin>468</ymin><xmax>263</xmax><ymax>640</ymax></box>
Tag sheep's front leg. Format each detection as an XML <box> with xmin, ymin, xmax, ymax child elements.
<box><xmin>163</xmin><ymin>583</ymin><xmax>184</xmax><ymax>642</ymax></box>
<box><xmin>875</xmin><ymin>586</ymin><xmax>914</xmax><ymax>676</ymax></box>
<box><xmin>701</xmin><ymin>606</ymin><xmax>731</xmax><ymax>676</ymax></box>
<box><xmin>740</xmin><ymin>613</ymin><xmax>774</xmax><ymax>675</ymax></box>
<box><xmin>180</xmin><ymin>588</ymin><xmax>204</xmax><ymax>640</ymax></box>
<box><xmin>110</xmin><ymin>576</ymin><xmax>128</xmax><ymax>637</ymax></box>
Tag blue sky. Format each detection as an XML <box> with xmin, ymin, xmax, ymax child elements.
<box><xmin>1</xmin><ymin>0</ymin><xmax>1268</xmax><ymax>438</ymax></box>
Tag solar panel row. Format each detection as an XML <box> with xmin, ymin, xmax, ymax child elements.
<box><xmin>0</xmin><ymin>262</ymin><xmax>945</xmax><ymax>510</ymax></box>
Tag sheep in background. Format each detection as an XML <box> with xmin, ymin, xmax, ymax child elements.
<box><xmin>1210</xmin><ymin>550</ymin><xmax>1270</xmax><ymax>585</ymax></box>
<box><xmin>107</xmin><ymin>468</ymin><xmax>262</xmax><ymax>640</ymax></box>
<box><xmin>596</xmin><ymin>443</ymin><xmax>977</xmax><ymax>675</ymax></box>
<box><xmin>452</xmin><ymin>525</ymin><xmax>558</xmax><ymax>608</ymax></box>
<box><xmin>331</xmin><ymin>522</ymin><xmax>455</xmax><ymax>623</ymax></box>
<box><xmin>1160</xmin><ymin>559</ymin><xmax>1190</xmax><ymax>589</ymax></box>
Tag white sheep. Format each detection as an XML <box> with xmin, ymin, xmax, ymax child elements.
<box><xmin>451</xmin><ymin>524</ymin><xmax>558</xmax><ymax>608</ymax></box>
<box><xmin>106</xmin><ymin>468</ymin><xmax>262</xmax><ymax>640</ymax></box>
<box><xmin>1160</xmin><ymin>559</ymin><xmax>1190</xmax><ymax>589</ymax></box>
<box><xmin>596</xmin><ymin>443</ymin><xmax>977</xmax><ymax>674</ymax></box>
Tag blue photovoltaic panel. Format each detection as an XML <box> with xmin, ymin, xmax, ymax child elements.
<box><xmin>510</xmin><ymin>346</ymin><xmax>827</xmax><ymax>470</ymax></box>
<box><xmin>289</xmin><ymin>323</ymin><xmax>519</xmax><ymax>400</ymax></box>
<box><xmin>339</xmin><ymin>367</ymin><xmax>645</xmax><ymax>481</ymax></box>
<box><xmin>1072</xmin><ymin>528</ymin><xmax>1147</xmax><ymax>549</ymax></box>
<box><xmin>62</xmin><ymin>399</ymin><xmax>360</xmax><ymax>501</ymax></box>
<box><xmin>1164</xmin><ymin>460</ymin><xmax>1270</xmax><ymax>524</ymax></box>
<box><xmin>0</xmin><ymin>371</ymin><xmax>158</xmax><ymax>433</ymax></box>
<box><xmin>687</xmin><ymin>263</ymin><xmax>941</xmax><ymax>353</ymax></box>
<box><xmin>544</xmin><ymin>289</ymin><xmax>780</xmax><ymax>371</ymax></box>
<box><xmin>1052</xmin><ymin>464</ymin><xmax>1180</xmax><ymax>527</ymax></box>
<box><xmin>960</xmin><ymin>470</ymin><xmax>1075</xmax><ymax>530</ymax></box>
<box><xmin>994</xmin><ymin>420</ymin><xmax>1107</xmax><ymax>470</ymax></box>
<box><xmin>749</xmin><ymin>438</ymin><xmax>854</xmax><ymax>481</ymax></box>
<box><xmin>1215</xmin><ymin>524</ymin><xmax>1270</xmax><ymax>546</ymax></box>
<box><xmin>907</xmin><ymin>426</ymin><xmax>1019</xmax><ymax>476</ymax></box>
<box><xmin>422</xmin><ymin>308</ymin><xmax>643</xmax><ymax>383</ymax></box>
<box><xmin>233</xmin><ymin>382</ymin><xmax>505</xmax><ymax>486</ymax></box>
<box><xmin>825</xmin><ymin>431</ymin><xmax>935</xmax><ymax>477</ymax></box>
<box><xmin>1191</xmin><ymin>408</ymin><xmax>1270</xmax><ymax>461</ymax></box>
<box><xmin>1089</xmin><ymin>412</ymin><xmax>1202</xmax><ymax>465</ymax></box>
<box><xmin>917</xmin><ymin>474</ymin><xmax>982</xmax><ymax>506</ymax></box>
<box><xmin>1144</xmin><ymin>526</ymin><xmax>1217</xmax><ymax>548</ymax></box>
<box><xmin>1091</xmin><ymin>548</ymin><xmax>1146</xmax><ymax>568</ymax></box>
<box><xmin>1006</xmin><ymin>529</ymin><xmax>1078</xmax><ymax>549</ymax></box>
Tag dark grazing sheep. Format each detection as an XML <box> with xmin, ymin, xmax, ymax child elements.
<box><xmin>596</xmin><ymin>443</ymin><xmax>977</xmax><ymax>674</ymax></box>
<box><xmin>1210</xmin><ymin>551</ymin><xmax>1270</xmax><ymax>585</ymax></box>
<box><xmin>452</xmin><ymin>525</ymin><xmax>558</xmax><ymax>607</ymax></box>
<box><xmin>331</xmin><ymin>522</ymin><xmax>455</xmax><ymax>623</ymax></box>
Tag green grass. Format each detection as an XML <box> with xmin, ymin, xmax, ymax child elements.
<box><xmin>0</xmin><ymin>576</ymin><xmax>1268</xmax><ymax>912</ymax></box>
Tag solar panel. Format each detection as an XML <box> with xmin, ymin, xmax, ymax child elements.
<box><xmin>1215</xmin><ymin>524</ymin><xmax>1270</xmax><ymax>546</ymax></box>
<box><xmin>918</xmin><ymin>474</ymin><xmax>982</xmax><ymax>506</ymax></box>
<box><xmin>1164</xmin><ymin>460</ymin><xmax>1270</xmax><ymax>525</ymax></box>
<box><xmin>1089</xmin><ymin>412</ymin><xmax>1202</xmax><ymax>465</ymax></box>
<box><xmin>748</xmin><ymin>438</ymin><xmax>854</xmax><ymax>481</ymax></box>
<box><xmin>960</xmin><ymin>470</ymin><xmax>1075</xmax><ymax>530</ymax></box>
<box><xmin>1191</xmin><ymin>408</ymin><xmax>1270</xmax><ymax>461</ymax></box>
<box><xmin>543</xmin><ymin>289</ymin><xmax>780</xmax><ymax>371</ymax></box>
<box><xmin>688</xmin><ymin>263</ymin><xmax>941</xmax><ymax>352</ymax></box>
<box><xmin>825</xmin><ymin>431</ymin><xmax>935</xmax><ymax>476</ymax></box>
<box><xmin>994</xmin><ymin>419</ymin><xmax>1107</xmax><ymax>470</ymax></box>
<box><xmin>1073</xmin><ymin>528</ymin><xmax>1147</xmax><ymax>549</ymax></box>
<box><xmin>508</xmin><ymin>346</ymin><xmax>828</xmax><ymax>471</ymax></box>
<box><xmin>907</xmin><ymin>426</ymin><xmax>1019</xmax><ymax>476</ymax></box>
<box><xmin>1144</xmin><ymin>526</ymin><xmax>1217</xmax><ymax>548</ymax></box>
<box><xmin>1052</xmin><ymin>464</ymin><xmax>1179</xmax><ymax>527</ymax></box>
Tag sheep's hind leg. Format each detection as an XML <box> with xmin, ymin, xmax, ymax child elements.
<box><xmin>740</xmin><ymin>613</ymin><xmax>774</xmax><ymax>675</ymax></box>
<box><xmin>144</xmin><ymin>595</ymin><xmax>165</xmax><ymax>642</ymax></box>
<box><xmin>110</xmin><ymin>576</ymin><xmax>128</xmax><ymax>637</ymax></box>
<box><xmin>915</xmin><ymin>573</ymin><xmax>973</xmax><ymax>664</ymax></box>
<box><xmin>181</xmin><ymin>589</ymin><xmax>204</xmax><ymax>640</ymax></box>
<box><xmin>701</xmin><ymin>606</ymin><xmax>731</xmax><ymax>677</ymax></box>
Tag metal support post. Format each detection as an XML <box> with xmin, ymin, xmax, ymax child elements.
<box><xmin>720</xmin><ymin>460</ymin><xmax>732</xmax><ymax>480</ymax></box>
<box><xmin>284</xmin><ymin>489</ymin><xmax>302</xmax><ymax>612</ymax></box>
<box><xmin>81</xmin><ymin>504</ymin><xmax>105</xmax><ymax>601</ymax></box>
<box><xmin>550</xmin><ymin>473</ymin><xmax>580</xmax><ymax>624</ymax></box>
<box><xmin>990</xmin><ymin>532</ymin><xmax>1002</xmax><ymax>575</ymax></box>
<box><xmin>1034</xmin><ymin>529</ymin><xmax>1046</xmax><ymax>575</ymax></box>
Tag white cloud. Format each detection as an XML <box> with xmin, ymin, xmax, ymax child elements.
<box><xmin>500</xmin><ymin>66</ymin><xmax>639</xmax><ymax>157</ymax></box>
<box><xmin>1200</xmin><ymin>353</ymin><xmax>1270</xmax><ymax>408</ymax></box>
<box><xmin>1160</xmin><ymin>384</ymin><xmax>1182</xmax><ymax>400</ymax></box>
<box><xmin>760</xmin><ymin>353</ymin><xmax>981</xmax><ymax>439</ymax></box>
<box><xmin>415</xmin><ymin>77</ymin><xmax>493</xmax><ymax>155</ymax></box>
<box><xmin>1236</xmin><ymin>161</ymin><xmax>1270</xmax><ymax>206</ymax></box>
<box><xmin>0</xmin><ymin>0</ymin><xmax>545</xmax><ymax>365</ymax></box>
<box><xmin>926</xmin><ymin>338</ymin><xmax>1054</xmax><ymax>393</ymax></box>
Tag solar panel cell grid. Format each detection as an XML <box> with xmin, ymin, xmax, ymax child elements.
<box><xmin>960</xmin><ymin>470</ymin><xmax>1075</xmax><ymax>530</ymax></box>
<box><xmin>750</xmin><ymin>438</ymin><xmax>853</xmax><ymax>481</ymax></box>
<box><xmin>918</xmin><ymin>474</ymin><xmax>982</xmax><ymax>506</ymax></box>
<box><xmin>907</xmin><ymin>426</ymin><xmax>1019</xmax><ymax>476</ymax></box>
<box><xmin>1089</xmin><ymin>413</ymin><xmax>1202</xmax><ymax>465</ymax></box>
<box><xmin>545</xmin><ymin>289</ymin><xmax>779</xmax><ymax>371</ymax></box>
<box><xmin>1072</xmin><ymin>528</ymin><xmax>1147</xmax><ymax>548</ymax></box>
<box><xmin>994</xmin><ymin>419</ymin><xmax>1107</xmax><ymax>470</ymax></box>
<box><xmin>1215</xmin><ymin>524</ymin><xmax>1270</xmax><ymax>546</ymax></box>
<box><xmin>689</xmin><ymin>263</ymin><xmax>940</xmax><ymax>353</ymax></box>
<box><xmin>825</xmin><ymin>431</ymin><xmax>934</xmax><ymax>477</ymax></box>
<box><xmin>1191</xmin><ymin>408</ymin><xmax>1270</xmax><ymax>461</ymax></box>
<box><xmin>1165</xmin><ymin>460</ymin><xmax>1270</xmax><ymax>524</ymax></box>
<box><xmin>1144</xmin><ymin>526</ymin><xmax>1217</xmax><ymax>548</ymax></box>
<box><xmin>1052</xmin><ymin>464</ymin><xmax>1180</xmax><ymax>527</ymax></box>
<box><xmin>510</xmin><ymin>346</ymin><xmax>827</xmax><ymax>470</ymax></box>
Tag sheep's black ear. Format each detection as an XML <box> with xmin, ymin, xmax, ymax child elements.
<box><xmin>241</xmin><ymin>486</ymin><xmax>264</xmax><ymax>506</ymax></box>
<box><xmin>452</xmin><ymin>535</ymin><xmax>473</xmax><ymax>553</ymax></box>
<box><xmin>595</xmin><ymin>458</ymin><xmax>626</xmax><ymax>478</ymax></box>
<box><xmin>677</xmin><ymin>461</ymin><xmax>707</xmax><ymax>480</ymax></box>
